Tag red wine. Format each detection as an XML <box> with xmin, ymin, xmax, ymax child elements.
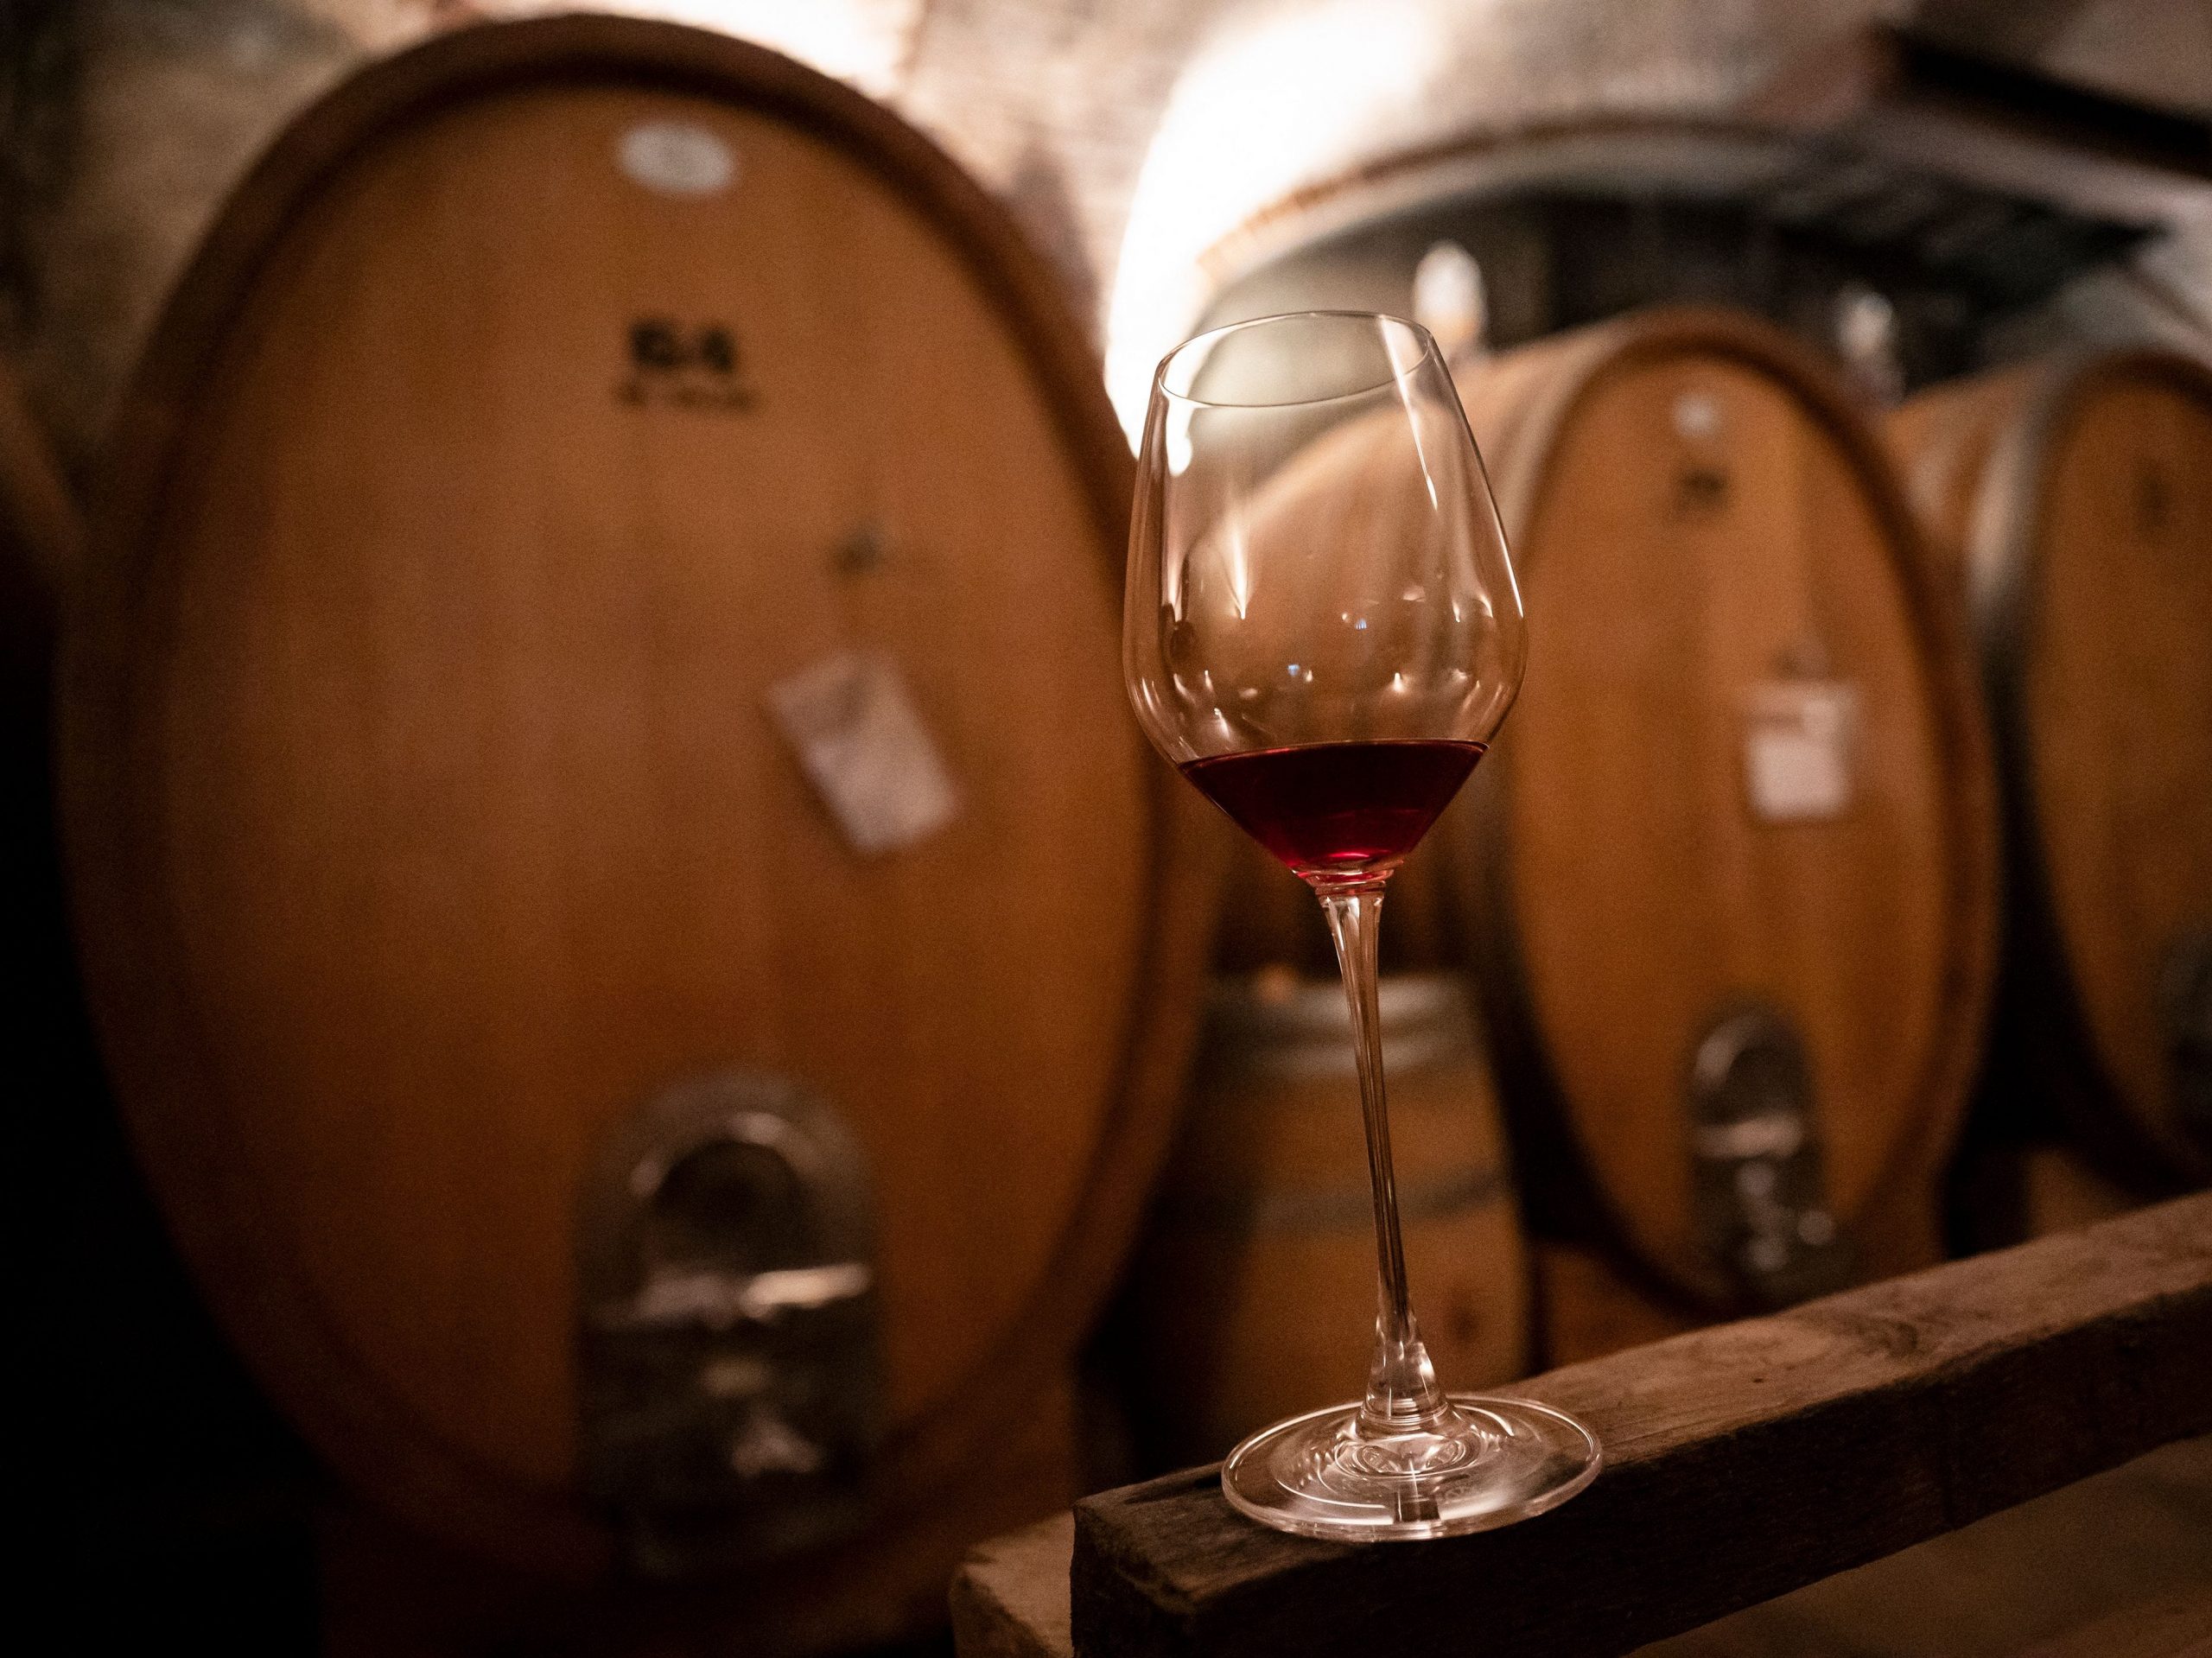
<box><xmin>1179</xmin><ymin>740</ymin><xmax>1485</xmax><ymax>881</ymax></box>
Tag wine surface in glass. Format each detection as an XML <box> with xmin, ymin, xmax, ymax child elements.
<box><xmin>1179</xmin><ymin>739</ymin><xmax>1484</xmax><ymax>880</ymax></box>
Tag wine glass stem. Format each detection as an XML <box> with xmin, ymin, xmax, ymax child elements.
<box><xmin>1318</xmin><ymin>885</ymin><xmax>1451</xmax><ymax>1438</ymax></box>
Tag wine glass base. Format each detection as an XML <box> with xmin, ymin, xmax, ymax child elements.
<box><xmin>1220</xmin><ymin>1394</ymin><xmax>1600</xmax><ymax>1542</ymax></box>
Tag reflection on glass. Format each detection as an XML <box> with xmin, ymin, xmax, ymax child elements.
<box><xmin>1126</xmin><ymin>311</ymin><xmax>1599</xmax><ymax>1541</ymax></box>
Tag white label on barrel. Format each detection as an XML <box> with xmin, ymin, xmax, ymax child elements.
<box><xmin>1742</xmin><ymin>680</ymin><xmax>1859</xmax><ymax>824</ymax></box>
<box><xmin>618</xmin><ymin>122</ymin><xmax>737</xmax><ymax>197</ymax></box>
<box><xmin>1672</xmin><ymin>390</ymin><xmax>1723</xmax><ymax>440</ymax></box>
<box><xmin>768</xmin><ymin>652</ymin><xmax>960</xmax><ymax>856</ymax></box>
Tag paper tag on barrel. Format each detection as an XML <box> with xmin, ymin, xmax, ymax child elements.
<box><xmin>1741</xmin><ymin>680</ymin><xmax>1859</xmax><ymax>824</ymax></box>
<box><xmin>617</xmin><ymin>122</ymin><xmax>737</xmax><ymax>197</ymax></box>
<box><xmin>768</xmin><ymin>652</ymin><xmax>960</xmax><ymax>855</ymax></box>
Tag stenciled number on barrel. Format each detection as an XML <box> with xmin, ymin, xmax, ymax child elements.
<box><xmin>619</xmin><ymin>315</ymin><xmax>757</xmax><ymax>411</ymax></box>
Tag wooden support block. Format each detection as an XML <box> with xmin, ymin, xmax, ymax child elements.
<box><xmin>951</xmin><ymin>1514</ymin><xmax>1075</xmax><ymax>1658</ymax></box>
<box><xmin>2012</xmin><ymin>1588</ymin><xmax>2212</xmax><ymax>1658</ymax></box>
<box><xmin>1643</xmin><ymin>1435</ymin><xmax>2212</xmax><ymax>1655</ymax></box>
<box><xmin>1046</xmin><ymin>1193</ymin><xmax>2212</xmax><ymax>1658</ymax></box>
<box><xmin>957</xmin><ymin>1445</ymin><xmax>2212</xmax><ymax>1658</ymax></box>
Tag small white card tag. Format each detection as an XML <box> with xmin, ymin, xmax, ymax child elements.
<box><xmin>618</xmin><ymin>122</ymin><xmax>737</xmax><ymax>197</ymax></box>
<box><xmin>1742</xmin><ymin>679</ymin><xmax>1860</xmax><ymax>824</ymax></box>
<box><xmin>767</xmin><ymin>652</ymin><xmax>960</xmax><ymax>856</ymax></box>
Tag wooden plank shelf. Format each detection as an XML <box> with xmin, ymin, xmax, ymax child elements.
<box><xmin>953</xmin><ymin>1193</ymin><xmax>2212</xmax><ymax>1658</ymax></box>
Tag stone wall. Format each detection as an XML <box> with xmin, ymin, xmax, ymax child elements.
<box><xmin>3</xmin><ymin>0</ymin><xmax>2205</xmax><ymax>467</ymax></box>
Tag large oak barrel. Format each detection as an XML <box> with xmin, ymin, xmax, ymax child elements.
<box><xmin>1130</xmin><ymin>970</ymin><xmax>1527</xmax><ymax>1463</ymax></box>
<box><xmin>4</xmin><ymin>350</ymin><xmax>92</xmax><ymax>1231</ymax></box>
<box><xmin>1888</xmin><ymin>349</ymin><xmax>2212</xmax><ymax>1190</ymax></box>
<box><xmin>1442</xmin><ymin>306</ymin><xmax>2000</xmax><ymax>1317</ymax></box>
<box><xmin>0</xmin><ymin>359</ymin><xmax>77</xmax><ymax>677</ymax></box>
<box><xmin>2</xmin><ymin>349</ymin><xmax>90</xmax><ymax>1151</ymax></box>
<box><xmin>56</xmin><ymin>17</ymin><xmax>1213</xmax><ymax>1629</ymax></box>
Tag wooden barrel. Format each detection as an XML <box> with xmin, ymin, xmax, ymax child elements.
<box><xmin>1131</xmin><ymin>970</ymin><xmax>1528</xmax><ymax>1463</ymax></box>
<box><xmin>2</xmin><ymin>348</ymin><xmax>91</xmax><ymax>1157</ymax></box>
<box><xmin>1888</xmin><ymin>350</ymin><xmax>2212</xmax><ymax>1190</ymax></box>
<box><xmin>1216</xmin><ymin>838</ymin><xmax>1456</xmax><ymax>975</ymax></box>
<box><xmin>4</xmin><ymin>350</ymin><xmax>95</xmax><ymax>1363</ymax></box>
<box><xmin>1442</xmin><ymin>306</ymin><xmax>2000</xmax><ymax>1315</ymax></box>
<box><xmin>0</xmin><ymin>359</ymin><xmax>77</xmax><ymax>678</ymax></box>
<box><xmin>57</xmin><ymin>15</ymin><xmax>1214</xmax><ymax>1616</ymax></box>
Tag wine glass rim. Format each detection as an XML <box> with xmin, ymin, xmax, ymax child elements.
<box><xmin>1152</xmin><ymin>310</ymin><xmax>1441</xmax><ymax>410</ymax></box>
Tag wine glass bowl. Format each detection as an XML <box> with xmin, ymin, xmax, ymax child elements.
<box><xmin>1129</xmin><ymin>314</ymin><xmax>1524</xmax><ymax>889</ymax></box>
<box><xmin>1126</xmin><ymin>312</ymin><xmax>1599</xmax><ymax>1540</ymax></box>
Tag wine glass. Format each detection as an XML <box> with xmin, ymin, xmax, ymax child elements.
<box><xmin>1126</xmin><ymin>311</ymin><xmax>1600</xmax><ymax>1540</ymax></box>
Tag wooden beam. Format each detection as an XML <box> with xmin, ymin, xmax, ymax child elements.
<box><xmin>1046</xmin><ymin>1193</ymin><xmax>2212</xmax><ymax>1658</ymax></box>
<box><xmin>1643</xmin><ymin>1435</ymin><xmax>2212</xmax><ymax>1656</ymax></box>
<box><xmin>1740</xmin><ymin>25</ymin><xmax>2212</xmax><ymax>226</ymax></box>
<box><xmin>952</xmin><ymin>1515</ymin><xmax>1076</xmax><ymax>1658</ymax></box>
<box><xmin>954</xmin><ymin>1446</ymin><xmax>2212</xmax><ymax>1658</ymax></box>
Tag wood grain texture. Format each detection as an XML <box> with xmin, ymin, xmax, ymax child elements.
<box><xmin>956</xmin><ymin>1434</ymin><xmax>2212</xmax><ymax>1658</ymax></box>
<box><xmin>1888</xmin><ymin>351</ymin><xmax>2212</xmax><ymax>1185</ymax></box>
<box><xmin>1069</xmin><ymin>1191</ymin><xmax>2212</xmax><ymax>1658</ymax></box>
<box><xmin>951</xmin><ymin>1513</ymin><xmax>1077</xmax><ymax>1658</ymax></box>
<box><xmin>1447</xmin><ymin>308</ymin><xmax>2000</xmax><ymax>1306</ymax></box>
<box><xmin>60</xmin><ymin>16</ymin><xmax>1218</xmax><ymax>1572</ymax></box>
